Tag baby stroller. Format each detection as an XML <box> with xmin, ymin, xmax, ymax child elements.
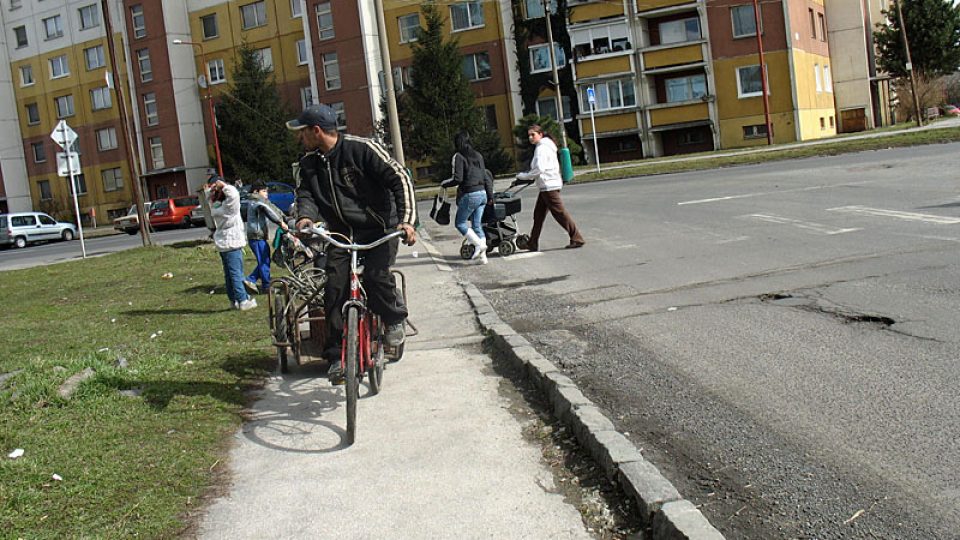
<box><xmin>460</xmin><ymin>178</ymin><xmax>534</xmax><ymax>259</ymax></box>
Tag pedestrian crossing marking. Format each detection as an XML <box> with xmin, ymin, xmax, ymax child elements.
<box><xmin>827</xmin><ymin>206</ymin><xmax>960</xmax><ymax>224</ymax></box>
<box><xmin>744</xmin><ymin>214</ymin><xmax>860</xmax><ymax>235</ymax></box>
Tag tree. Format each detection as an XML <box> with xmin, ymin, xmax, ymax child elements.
<box><xmin>874</xmin><ymin>0</ymin><xmax>960</xmax><ymax>78</ymax></box>
<box><xmin>216</xmin><ymin>43</ymin><xmax>300</xmax><ymax>184</ymax></box>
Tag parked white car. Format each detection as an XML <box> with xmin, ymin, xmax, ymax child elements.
<box><xmin>113</xmin><ymin>202</ymin><xmax>153</xmax><ymax>235</ymax></box>
<box><xmin>0</xmin><ymin>212</ymin><xmax>78</xmax><ymax>248</ymax></box>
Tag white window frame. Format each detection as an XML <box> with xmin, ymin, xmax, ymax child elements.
<box><xmin>664</xmin><ymin>73</ymin><xmax>707</xmax><ymax>103</ymax></box>
<box><xmin>579</xmin><ymin>78</ymin><xmax>636</xmax><ymax>111</ymax></box>
<box><xmin>524</xmin><ymin>0</ymin><xmax>556</xmax><ymax>19</ymax></box>
<box><xmin>43</xmin><ymin>15</ymin><xmax>64</xmax><ymax>40</ymax></box>
<box><xmin>149</xmin><ymin>137</ymin><xmax>164</xmax><ymax>170</ymax></box>
<box><xmin>32</xmin><ymin>142</ymin><xmax>46</xmax><ymax>163</ymax></box>
<box><xmin>322</xmin><ymin>52</ymin><xmax>340</xmax><ymax>90</ymax></box>
<box><xmin>102</xmin><ymin>167</ymin><xmax>123</xmax><ymax>192</ymax></box>
<box><xmin>529</xmin><ymin>43</ymin><xmax>566</xmax><ymax>73</ymax></box>
<box><xmin>462</xmin><ymin>52</ymin><xmax>491</xmax><ymax>81</ymax></box>
<box><xmin>535</xmin><ymin>96</ymin><xmax>572</xmax><ymax>122</ymax></box>
<box><xmin>96</xmin><ymin>127</ymin><xmax>118</xmax><ymax>151</ymax></box>
<box><xmin>731</xmin><ymin>4</ymin><xmax>759</xmax><ymax>38</ymax></box>
<box><xmin>201</xmin><ymin>14</ymin><xmax>218</xmax><ymax>39</ymax></box>
<box><xmin>316</xmin><ymin>2</ymin><xmax>334</xmax><ymax>40</ymax></box>
<box><xmin>55</xmin><ymin>94</ymin><xmax>75</xmax><ymax>119</ymax></box>
<box><xmin>90</xmin><ymin>86</ymin><xmax>112</xmax><ymax>111</ymax></box>
<box><xmin>241</xmin><ymin>1</ymin><xmax>267</xmax><ymax>30</ymax></box>
<box><xmin>137</xmin><ymin>48</ymin><xmax>152</xmax><ymax>82</ymax></box>
<box><xmin>736</xmin><ymin>64</ymin><xmax>766</xmax><ymax>98</ymax></box>
<box><xmin>13</xmin><ymin>25</ymin><xmax>27</xmax><ymax>48</ymax></box>
<box><xmin>290</xmin><ymin>0</ymin><xmax>302</xmax><ymax>17</ymax></box>
<box><xmin>296</xmin><ymin>39</ymin><xmax>308</xmax><ymax>65</ymax></box>
<box><xmin>330</xmin><ymin>101</ymin><xmax>346</xmax><ymax>131</ymax></box>
<box><xmin>143</xmin><ymin>92</ymin><xmax>158</xmax><ymax>126</ymax></box>
<box><xmin>659</xmin><ymin>16</ymin><xmax>700</xmax><ymax>45</ymax></box>
<box><xmin>254</xmin><ymin>47</ymin><xmax>273</xmax><ymax>71</ymax></box>
<box><xmin>207</xmin><ymin>58</ymin><xmax>226</xmax><ymax>84</ymax></box>
<box><xmin>823</xmin><ymin>65</ymin><xmax>832</xmax><ymax>93</ymax></box>
<box><xmin>50</xmin><ymin>55</ymin><xmax>70</xmax><ymax>79</ymax></box>
<box><xmin>398</xmin><ymin>13</ymin><xmax>420</xmax><ymax>43</ymax></box>
<box><xmin>570</xmin><ymin>23</ymin><xmax>630</xmax><ymax>58</ymax></box>
<box><xmin>26</xmin><ymin>103</ymin><xmax>40</xmax><ymax>125</ymax></box>
<box><xmin>300</xmin><ymin>86</ymin><xmax>314</xmax><ymax>110</ymax></box>
<box><xmin>20</xmin><ymin>65</ymin><xmax>34</xmax><ymax>87</ymax></box>
<box><xmin>450</xmin><ymin>1</ymin><xmax>484</xmax><ymax>32</ymax></box>
<box><xmin>79</xmin><ymin>4</ymin><xmax>99</xmax><ymax>30</ymax></box>
<box><xmin>130</xmin><ymin>5</ymin><xmax>146</xmax><ymax>39</ymax></box>
<box><xmin>84</xmin><ymin>45</ymin><xmax>105</xmax><ymax>70</ymax></box>
<box><xmin>814</xmin><ymin>63</ymin><xmax>822</xmax><ymax>92</ymax></box>
<box><xmin>10</xmin><ymin>0</ymin><xmax>22</xmax><ymax>10</ymax></box>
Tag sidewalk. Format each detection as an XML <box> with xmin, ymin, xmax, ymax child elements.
<box><xmin>195</xmin><ymin>237</ymin><xmax>592</xmax><ymax>539</ymax></box>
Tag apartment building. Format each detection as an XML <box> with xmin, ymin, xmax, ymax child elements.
<box><xmin>568</xmin><ymin>0</ymin><xmax>838</xmax><ymax>161</ymax></box>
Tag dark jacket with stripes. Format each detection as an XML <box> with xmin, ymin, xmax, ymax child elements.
<box><xmin>295</xmin><ymin>134</ymin><xmax>416</xmax><ymax>236</ymax></box>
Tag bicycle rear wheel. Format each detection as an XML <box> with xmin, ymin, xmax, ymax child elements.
<box><xmin>368</xmin><ymin>318</ymin><xmax>385</xmax><ymax>395</ymax></box>
<box><xmin>345</xmin><ymin>305</ymin><xmax>360</xmax><ymax>445</ymax></box>
<box><xmin>272</xmin><ymin>291</ymin><xmax>289</xmax><ymax>373</ymax></box>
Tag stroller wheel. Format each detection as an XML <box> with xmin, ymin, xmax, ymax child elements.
<box><xmin>499</xmin><ymin>241</ymin><xmax>517</xmax><ymax>257</ymax></box>
<box><xmin>516</xmin><ymin>234</ymin><xmax>530</xmax><ymax>250</ymax></box>
<box><xmin>459</xmin><ymin>240</ymin><xmax>475</xmax><ymax>260</ymax></box>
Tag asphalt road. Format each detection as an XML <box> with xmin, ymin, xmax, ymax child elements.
<box><xmin>426</xmin><ymin>142</ymin><xmax>960</xmax><ymax>539</ymax></box>
<box><xmin>0</xmin><ymin>227</ymin><xmax>211</xmax><ymax>271</ymax></box>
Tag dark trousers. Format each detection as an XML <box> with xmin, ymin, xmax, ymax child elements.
<box><xmin>529</xmin><ymin>190</ymin><xmax>584</xmax><ymax>249</ymax></box>
<box><xmin>323</xmin><ymin>236</ymin><xmax>406</xmax><ymax>355</ymax></box>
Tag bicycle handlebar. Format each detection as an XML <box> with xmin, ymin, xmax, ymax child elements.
<box><xmin>301</xmin><ymin>225</ymin><xmax>404</xmax><ymax>251</ymax></box>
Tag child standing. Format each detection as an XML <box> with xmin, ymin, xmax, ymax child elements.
<box><xmin>244</xmin><ymin>181</ymin><xmax>289</xmax><ymax>294</ymax></box>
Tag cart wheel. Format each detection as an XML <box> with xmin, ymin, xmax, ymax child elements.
<box><xmin>273</xmin><ymin>293</ymin><xmax>289</xmax><ymax>374</ymax></box>
<box><xmin>459</xmin><ymin>240</ymin><xmax>475</xmax><ymax>260</ymax></box>
<box><xmin>516</xmin><ymin>234</ymin><xmax>530</xmax><ymax>250</ymax></box>
<box><xmin>499</xmin><ymin>241</ymin><xmax>517</xmax><ymax>257</ymax></box>
<box><xmin>277</xmin><ymin>346</ymin><xmax>289</xmax><ymax>374</ymax></box>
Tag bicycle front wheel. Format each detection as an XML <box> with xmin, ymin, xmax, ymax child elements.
<box><xmin>345</xmin><ymin>305</ymin><xmax>360</xmax><ymax>445</ymax></box>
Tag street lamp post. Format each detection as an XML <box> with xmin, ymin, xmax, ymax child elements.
<box><xmin>173</xmin><ymin>39</ymin><xmax>224</xmax><ymax>177</ymax></box>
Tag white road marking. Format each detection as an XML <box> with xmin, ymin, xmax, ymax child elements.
<box><xmin>744</xmin><ymin>214</ymin><xmax>861</xmax><ymax>235</ymax></box>
<box><xmin>827</xmin><ymin>206</ymin><xmax>960</xmax><ymax>225</ymax></box>
<box><xmin>677</xmin><ymin>180</ymin><xmax>879</xmax><ymax>206</ymax></box>
<box><xmin>500</xmin><ymin>251</ymin><xmax>543</xmax><ymax>260</ymax></box>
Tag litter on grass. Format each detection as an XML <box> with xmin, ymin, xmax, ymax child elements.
<box><xmin>8</xmin><ymin>448</ymin><xmax>24</xmax><ymax>459</ymax></box>
<box><xmin>52</xmin><ymin>474</ymin><xmax>63</xmax><ymax>481</ymax></box>
<box><xmin>161</xmin><ymin>272</ymin><xmax>174</xmax><ymax>279</ymax></box>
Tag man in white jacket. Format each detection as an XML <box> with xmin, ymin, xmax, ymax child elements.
<box><xmin>516</xmin><ymin>124</ymin><xmax>585</xmax><ymax>251</ymax></box>
<box><xmin>208</xmin><ymin>177</ymin><xmax>257</xmax><ymax>311</ymax></box>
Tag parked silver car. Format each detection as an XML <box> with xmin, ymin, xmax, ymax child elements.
<box><xmin>0</xmin><ymin>212</ymin><xmax>78</xmax><ymax>249</ymax></box>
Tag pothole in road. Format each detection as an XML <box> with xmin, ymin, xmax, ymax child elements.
<box><xmin>480</xmin><ymin>275</ymin><xmax>570</xmax><ymax>290</ymax></box>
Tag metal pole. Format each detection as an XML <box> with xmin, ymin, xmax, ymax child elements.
<box><xmin>63</xmin><ymin>125</ymin><xmax>86</xmax><ymax>258</ymax></box>
<box><xmin>753</xmin><ymin>0</ymin><xmax>773</xmax><ymax>145</ymax></box>
<box><xmin>542</xmin><ymin>0</ymin><xmax>567</xmax><ymax>148</ymax></box>
<box><xmin>101</xmin><ymin>0</ymin><xmax>151</xmax><ymax>246</ymax></box>
<box><xmin>373</xmin><ymin>0</ymin><xmax>405</xmax><ymax>163</ymax></box>
<box><xmin>894</xmin><ymin>0</ymin><xmax>923</xmax><ymax>127</ymax></box>
<box><xmin>589</xmin><ymin>91</ymin><xmax>600</xmax><ymax>173</ymax></box>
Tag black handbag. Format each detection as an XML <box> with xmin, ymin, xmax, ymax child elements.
<box><xmin>430</xmin><ymin>189</ymin><xmax>451</xmax><ymax>225</ymax></box>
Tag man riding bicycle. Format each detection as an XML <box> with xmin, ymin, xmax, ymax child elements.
<box><xmin>286</xmin><ymin>104</ymin><xmax>417</xmax><ymax>381</ymax></box>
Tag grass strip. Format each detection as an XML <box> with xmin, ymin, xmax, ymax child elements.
<box><xmin>0</xmin><ymin>242</ymin><xmax>272</xmax><ymax>539</ymax></box>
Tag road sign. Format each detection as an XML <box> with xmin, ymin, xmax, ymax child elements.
<box><xmin>586</xmin><ymin>86</ymin><xmax>596</xmax><ymax>105</ymax></box>
<box><xmin>57</xmin><ymin>152</ymin><xmax>81</xmax><ymax>177</ymax></box>
<box><xmin>50</xmin><ymin>120</ymin><xmax>78</xmax><ymax>150</ymax></box>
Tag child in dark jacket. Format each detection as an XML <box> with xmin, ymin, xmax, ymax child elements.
<box><xmin>244</xmin><ymin>181</ymin><xmax>288</xmax><ymax>294</ymax></box>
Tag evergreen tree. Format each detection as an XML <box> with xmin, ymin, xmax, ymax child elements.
<box><xmin>216</xmin><ymin>43</ymin><xmax>300</xmax><ymax>184</ymax></box>
<box><xmin>874</xmin><ymin>0</ymin><xmax>960</xmax><ymax>78</ymax></box>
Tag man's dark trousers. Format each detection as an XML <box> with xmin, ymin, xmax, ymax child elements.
<box><xmin>323</xmin><ymin>236</ymin><xmax>406</xmax><ymax>358</ymax></box>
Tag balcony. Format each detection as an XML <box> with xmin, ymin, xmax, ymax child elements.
<box><xmin>637</xmin><ymin>0</ymin><xmax>697</xmax><ymax>14</ymax></box>
<box><xmin>642</xmin><ymin>42</ymin><xmax>704</xmax><ymax>70</ymax></box>
<box><xmin>568</xmin><ymin>2</ymin><xmax>625</xmax><ymax>24</ymax></box>
<box><xmin>648</xmin><ymin>101</ymin><xmax>710</xmax><ymax>128</ymax></box>
<box><xmin>579</xmin><ymin>110</ymin><xmax>639</xmax><ymax>135</ymax></box>
<box><xmin>575</xmin><ymin>54</ymin><xmax>632</xmax><ymax>78</ymax></box>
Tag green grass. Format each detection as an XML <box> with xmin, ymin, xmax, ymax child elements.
<box><xmin>0</xmin><ymin>242</ymin><xmax>273</xmax><ymax>538</ymax></box>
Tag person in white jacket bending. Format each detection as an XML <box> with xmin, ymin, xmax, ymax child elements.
<box><xmin>515</xmin><ymin>124</ymin><xmax>585</xmax><ymax>251</ymax></box>
<box><xmin>207</xmin><ymin>177</ymin><xmax>257</xmax><ymax>311</ymax></box>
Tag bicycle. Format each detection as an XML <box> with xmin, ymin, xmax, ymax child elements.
<box><xmin>268</xmin><ymin>232</ymin><xmax>326</xmax><ymax>374</ymax></box>
<box><xmin>300</xmin><ymin>224</ymin><xmax>411</xmax><ymax>445</ymax></box>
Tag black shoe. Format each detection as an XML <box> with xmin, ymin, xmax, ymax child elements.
<box><xmin>327</xmin><ymin>360</ymin><xmax>344</xmax><ymax>383</ymax></box>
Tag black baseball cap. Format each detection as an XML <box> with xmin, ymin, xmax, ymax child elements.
<box><xmin>286</xmin><ymin>104</ymin><xmax>338</xmax><ymax>131</ymax></box>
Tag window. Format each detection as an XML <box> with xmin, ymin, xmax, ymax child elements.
<box><xmin>254</xmin><ymin>47</ymin><xmax>273</xmax><ymax>71</ymax></box>
<box><xmin>829</xmin><ymin>115</ymin><xmax>835</xmax><ymax>127</ymax></box>
<box><xmin>823</xmin><ymin>65</ymin><xmax>832</xmax><ymax>92</ymax></box>
<box><xmin>736</xmin><ymin>65</ymin><xmax>765</xmax><ymax>97</ymax></box>
<box><xmin>11</xmin><ymin>215</ymin><xmax>36</xmax><ymax>226</ymax></box>
<box><xmin>462</xmin><ymin>52</ymin><xmax>491</xmax><ymax>81</ymax></box>
<box><xmin>300</xmin><ymin>86</ymin><xmax>314</xmax><ymax>110</ymax></box>
<box><xmin>451</xmin><ymin>1</ymin><xmax>483</xmax><ymax>31</ymax></box>
<box><xmin>378</xmin><ymin>66</ymin><xmax>405</xmax><ymax>93</ymax></box>
<box><xmin>102</xmin><ymin>168</ymin><xmax>123</xmax><ymax>192</ymax></box>
<box><xmin>130</xmin><ymin>5</ymin><xmax>145</xmax><ymax>38</ymax></box>
<box><xmin>664</xmin><ymin>74</ymin><xmax>707</xmax><ymax>103</ymax></box>
<box><xmin>208</xmin><ymin>58</ymin><xmax>226</xmax><ymax>84</ymax></box>
<box><xmin>149</xmin><ymin>137</ymin><xmax>164</xmax><ymax>169</ymax></box>
<box><xmin>529</xmin><ymin>44</ymin><xmax>566</xmax><ymax>73</ymax></box>
<box><xmin>818</xmin><ymin>13</ymin><xmax>826</xmax><ymax>41</ymax></box>
<box><xmin>68</xmin><ymin>173</ymin><xmax>88</xmax><ymax>195</ymax></box>
<box><xmin>536</xmin><ymin>96</ymin><xmax>572</xmax><ymax>122</ymax></box>
<box><xmin>290</xmin><ymin>0</ymin><xmax>302</xmax><ymax>17</ymax></box>
<box><xmin>659</xmin><ymin>17</ymin><xmax>700</xmax><ymax>45</ymax></box>
<box><xmin>330</xmin><ymin>101</ymin><xmax>346</xmax><ymax>131</ymax></box>
<box><xmin>13</xmin><ymin>26</ymin><xmax>27</xmax><ymax>48</ymax></box>
<box><xmin>731</xmin><ymin>4</ymin><xmax>758</xmax><ymax>38</ymax></box>
<box><xmin>483</xmin><ymin>104</ymin><xmax>498</xmax><ymax>130</ymax></box>
<box><xmin>32</xmin><ymin>142</ymin><xmax>46</xmax><ymax>163</ymax></box>
<box><xmin>743</xmin><ymin>124</ymin><xmax>768</xmax><ymax>139</ymax></box>
<box><xmin>570</xmin><ymin>23</ymin><xmax>630</xmax><ymax>59</ymax></box>
<box><xmin>90</xmin><ymin>86</ymin><xmax>112</xmax><ymax>110</ymax></box>
<box><xmin>820</xmin><ymin>117</ymin><xmax>826</xmax><ymax>129</ymax></box>
<box><xmin>201</xmin><ymin>14</ymin><xmax>218</xmax><ymax>39</ymax></box>
<box><xmin>55</xmin><ymin>95</ymin><xmax>75</xmax><ymax>118</ymax></box>
<box><xmin>814</xmin><ymin>64</ymin><xmax>822</xmax><ymax>92</ymax></box>
<box><xmin>678</xmin><ymin>130</ymin><xmax>706</xmax><ymax>146</ymax></box>
<box><xmin>143</xmin><ymin>92</ymin><xmax>158</xmax><ymax>125</ymax></box>
<box><xmin>96</xmin><ymin>127</ymin><xmax>118</xmax><ymax>150</ymax></box>
<box><xmin>296</xmin><ymin>39</ymin><xmax>307</xmax><ymax>65</ymax></box>
<box><xmin>20</xmin><ymin>65</ymin><xmax>34</xmax><ymax>86</ymax></box>
<box><xmin>579</xmin><ymin>78</ymin><xmax>636</xmax><ymax>111</ymax></box>
<box><xmin>524</xmin><ymin>0</ymin><xmax>556</xmax><ymax>19</ymax></box>
<box><xmin>79</xmin><ymin>4</ymin><xmax>99</xmax><ymax>30</ymax></box>
<box><xmin>26</xmin><ymin>103</ymin><xmax>40</xmax><ymax>125</ymax></box>
<box><xmin>50</xmin><ymin>55</ymin><xmax>70</xmax><ymax>78</ymax></box>
<box><xmin>43</xmin><ymin>15</ymin><xmax>64</xmax><ymax>40</ymax></box>
<box><xmin>316</xmin><ymin>2</ymin><xmax>334</xmax><ymax>39</ymax></box>
<box><xmin>137</xmin><ymin>49</ymin><xmax>152</xmax><ymax>82</ymax></box>
<box><xmin>398</xmin><ymin>13</ymin><xmax>420</xmax><ymax>43</ymax></box>
<box><xmin>322</xmin><ymin>52</ymin><xmax>340</xmax><ymax>89</ymax></box>
<box><xmin>39</xmin><ymin>180</ymin><xmax>52</xmax><ymax>201</ymax></box>
<box><xmin>241</xmin><ymin>1</ymin><xmax>266</xmax><ymax>29</ymax></box>
<box><xmin>84</xmin><ymin>45</ymin><xmax>105</xmax><ymax>70</ymax></box>
<box><xmin>808</xmin><ymin>8</ymin><xmax>816</xmax><ymax>38</ymax></box>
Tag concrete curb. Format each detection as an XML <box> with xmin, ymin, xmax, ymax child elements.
<box><xmin>460</xmin><ymin>282</ymin><xmax>725</xmax><ymax>540</ymax></box>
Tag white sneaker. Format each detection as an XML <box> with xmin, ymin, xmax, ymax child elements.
<box><xmin>472</xmin><ymin>251</ymin><xmax>488</xmax><ymax>265</ymax></box>
<box><xmin>238</xmin><ymin>298</ymin><xmax>258</xmax><ymax>311</ymax></box>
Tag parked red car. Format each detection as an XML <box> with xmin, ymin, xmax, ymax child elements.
<box><xmin>148</xmin><ymin>196</ymin><xmax>200</xmax><ymax>229</ymax></box>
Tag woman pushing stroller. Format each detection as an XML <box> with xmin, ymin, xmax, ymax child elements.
<box><xmin>441</xmin><ymin>131</ymin><xmax>494</xmax><ymax>265</ymax></box>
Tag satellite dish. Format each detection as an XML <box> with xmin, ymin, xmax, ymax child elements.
<box><xmin>198</xmin><ymin>74</ymin><xmax>208</xmax><ymax>89</ymax></box>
